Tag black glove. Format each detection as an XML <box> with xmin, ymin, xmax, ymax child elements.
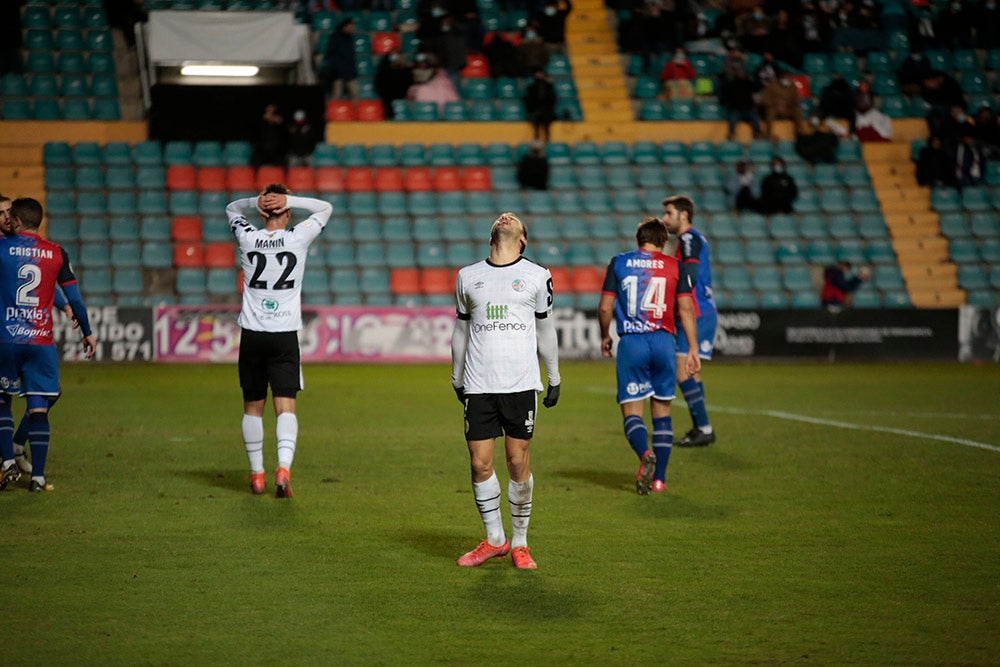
<box><xmin>454</xmin><ymin>385</ymin><xmax>465</xmax><ymax>403</ymax></box>
<box><xmin>542</xmin><ymin>383</ymin><xmax>560</xmax><ymax>408</ymax></box>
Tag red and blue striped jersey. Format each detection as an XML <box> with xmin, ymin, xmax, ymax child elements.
<box><xmin>602</xmin><ymin>248</ymin><xmax>692</xmax><ymax>336</ymax></box>
<box><xmin>0</xmin><ymin>232</ymin><xmax>77</xmax><ymax>346</ymax></box>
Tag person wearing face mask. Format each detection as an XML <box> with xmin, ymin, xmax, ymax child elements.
<box><xmin>374</xmin><ymin>49</ymin><xmax>414</xmax><ymax>120</ymax></box>
<box><xmin>896</xmin><ymin>48</ymin><xmax>932</xmax><ymax>98</ymax></box>
<box><xmin>934</xmin><ymin>1</ymin><xmax>975</xmax><ymax>49</ymax></box>
<box><xmin>425</xmin><ymin>13</ymin><xmax>468</xmax><ymax>91</ymax></box>
<box><xmin>736</xmin><ymin>4</ymin><xmax>770</xmax><ymax>54</ymax></box>
<box><xmin>659</xmin><ymin>47</ymin><xmax>697</xmax><ymax>100</ymax></box>
<box><xmin>533</xmin><ymin>0</ymin><xmax>572</xmax><ymax>51</ymax></box>
<box><xmin>758</xmin><ymin>157</ymin><xmax>799</xmax><ymax>214</ymax></box>
<box><xmin>516</xmin><ymin>24</ymin><xmax>549</xmax><ymax>77</ymax></box>
<box><xmin>759</xmin><ymin>71</ymin><xmax>804</xmax><ymax>140</ymax></box>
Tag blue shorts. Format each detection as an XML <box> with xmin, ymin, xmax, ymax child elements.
<box><xmin>616</xmin><ymin>330</ymin><xmax>677</xmax><ymax>404</ymax></box>
<box><xmin>676</xmin><ymin>311</ymin><xmax>718</xmax><ymax>360</ymax></box>
<box><xmin>0</xmin><ymin>343</ymin><xmax>60</xmax><ymax>397</ymax></box>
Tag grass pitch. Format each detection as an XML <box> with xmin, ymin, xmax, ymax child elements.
<box><xmin>3</xmin><ymin>361</ymin><xmax>999</xmax><ymax>665</ymax></box>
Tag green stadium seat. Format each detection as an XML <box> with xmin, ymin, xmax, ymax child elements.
<box><xmin>980</xmin><ymin>238</ymin><xmax>1000</xmax><ymax>262</ymax></box>
<box><xmin>931</xmin><ymin>188</ymin><xmax>961</xmax><ymax>212</ymax></box>
<box><xmin>806</xmin><ymin>239</ymin><xmax>836</xmax><ymax>264</ymax></box>
<box><xmin>783</xmin><ymin>266</ymin><xmax>813</xmax><ymax>291</ymax></box>
<box><xmin>638</xmin><ymin>101</ymin><xmax>667</xmax><ymax>121</ymax></box>
<box><xmin>46</xmin><ymin>217</ymin><xmax>78</xmax><ymax>244</ymax></box>
<box><xmin>45</xmin><ymin>167</ymin><xmax>75</xmax><ymax>190</ymax></box>
<box><xmin>970</xmin><ymin>213</ymin><xmax>1000</xmax><ymax>238</ymax></box>
<box><xmin>107</xmin><ymin>191</ymin><xmax>137</xmax><ymax>215</ymax></box>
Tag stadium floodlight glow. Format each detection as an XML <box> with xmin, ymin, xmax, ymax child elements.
<box><xmin>179</xmin><ymin>64</ymin><xmax>260</xmax><ymax>78</ymax></box>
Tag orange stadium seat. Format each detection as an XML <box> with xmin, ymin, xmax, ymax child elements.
<box><xmin>548</xmin><ymin>266</ymin><xmax>572</xmax><ymax>293</ymax></box>
<box><xmin>286</xmin><ymin>166</ymin><xmax>316</xmax><ymax>191</ymax></box>
<box><xmin>372</xmin><ymin>32</ymin><xmax>401</xmax><ymax>55</ymax></box>
<box><xmin>571</xmin><ymin>266</ymin><xmax>605</xmax><ymax>293</ymax></box>
<box><xmin>203</xmin><ymin>242</ymin><xmax>236</xmax><ymax>268</ymax></box>
<box><xmin>461</xmin><ymin>166</ymin><xmax>491</xmax><ymax>191</ymax></box>
<box><xmin>171</xmin><ymin>216</ymin><xmax>203</xmax><ymax>241</ymax></box>
<box><xmin>356</xmin><ymin>99</ymin><xmax>385</xmax><ymax>121</ymax></box>
<box><xmin>403</xmin><ymin>167</ymin><xmax>433</xmax><ymax>192</ymax></box>
<box><xmin>166</xmin><ymin>165</ymin><xmax>196</xmax><ymax>191</ymax></box>
<box><xmin>226</xmin><ymin>166</ymin><xmax>256</xmax><ymax>192</ymax></box>
<box><xmin>196</xmin><ymin>166</ymin><xmax>226</xmax><ymax>192</ymax></box>
<box><xmin>315</xmin><ymin>166</ymin><xmax>346</xmax><ymax>192</ymax></box>
<box><xmin>326</xmin><ymin>99</ymin><xmax>355</xmax><ymax>122</ymax></box>
<box><xmin>433</xmin><ymin>167</ymin><xmax>461</xmax><ymax>191</ymax></box>
<box><xmin>345</xmin><ymin>167</ymin><xmax>374</xmax><ymax>191</ymax></box>
<box><xmin>374</xmin><ymin>167</ymin><xmax>404</xmax><ymax>191</ymax></box>
<box><xmin>174</xmin><ymin>242</ymin><xmax>205</xmax><ymax>268</ymax></box>
<box><xmin>420</xmin><ymin>267</ymin><xmax>454</xmax><ymax>294</ymax></box>
<box><xmin>390</xmin><ymin>268</ymin><xmax>421</xmax><ymax>295</ymax></box>
<box><xmin>461</xmin><ymin>53</ymin><xmax>490</xmax><ymax>78</ymax></box>
<box><xmin>256</xmin><ymin>165</ymin><xmax>286</xmax><ymax>190</ymax></box>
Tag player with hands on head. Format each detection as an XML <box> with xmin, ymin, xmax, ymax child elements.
<box><xmin>226</xmin><ymin>184</ymin><xmax>333</xmax><ymax>498</ymax></box>
<box><xmin>598</xmin><ymin>217</ymin><xmax>700</xmax><ymax>495</ymax></box>
<box><xmin>451</xmin><ymin>212</ymin><xmax>560</xmax><ymax>570</ymax></box>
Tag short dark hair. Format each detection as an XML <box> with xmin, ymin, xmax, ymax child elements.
<box><xmin>262</xmin><ymin>183</ymin><xmax>290</xmax><ymax>196</ymax></box>
<box><xmin>635</xmin><ymin>216</ymin><xmax>668</xmax><ymax>248</ymax></box>
<box><xmin>661</xmin><ymin>194</ymin><xmax>696</xmax><ymax>224</ymax></box>
<box><xmin>11</xmin><ymin>197</ymin><xmax>43</xmax><ymax>231</ymax></box>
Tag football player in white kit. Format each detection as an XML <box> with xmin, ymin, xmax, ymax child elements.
<box><xmin>226</xmin><ymin>184</ymin><xmax>332</xmax><ymax>498</ymax></box>
<box><xmin>451</xmin><ymin>212</ymin><xmax>561</xmax><ymax>570</ymax></box>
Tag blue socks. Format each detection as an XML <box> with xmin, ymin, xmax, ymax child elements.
<box><xmin>623</xmin><ymin>415</ymin><xmax>648</xmax><ymax>459</ymax></box>
<box><xmin>26</xmin><ymin>413</ymin><xmax>50</xmax><ymax>478</ymax></box>
<box><xmin>14</xmin><ymin>395</ymin><xmax>58</xmax><ymax>449</ymax></box>
<box><xmin>0</xmin><ymin>400</ymin><xmax>13</xmax><ymax>462</ymax></box>
<box><xmin>680</xmin><ymin>377</ymin><xmax>710</xmax><ymax>430</ymax></box>
<box><xmin>652</xmin><ymin>416</ymin><xmax>673</xmax><ymax>482</ymax></box>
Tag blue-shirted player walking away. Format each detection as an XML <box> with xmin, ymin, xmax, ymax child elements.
<box><xmin>662</xmin><ymin>195</ymin><xmax>718</xmax><ymax>448</ymax></box>
<box><xmin>0</xmin><ymin>197</ymin><xmax>96</xmax><ymax>492</ymax></box>
<box><xmin>598</xmin><ymin>217</ymin><xmax>701</xmax><ymax>495</ymax></box>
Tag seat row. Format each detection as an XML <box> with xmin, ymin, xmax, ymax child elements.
<box><xmin>931</xmin><ymin>186</ymin><xmax>1000</xmax><ymax>213</ymax></box>
<box><xmin>1</xmin><ymin>97</ymin><xmax>120</xmax><ymax>121</ymax></box>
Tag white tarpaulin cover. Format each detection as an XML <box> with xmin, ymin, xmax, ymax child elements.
<box><xmin>147</xmin><ymin>11</ymin><xmax>300</xmax><ymax>65</ymax></box>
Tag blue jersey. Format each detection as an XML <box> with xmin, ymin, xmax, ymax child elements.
<box><xmin>602</xmin><ymin>248</ymin><xmax>692</xmax><ymax>336</ymax></box>
<box><xmin>675</xmin><ymin>228</ymin><xmax>716</xmax><ymax>318</ymax></box>
<box><xmin>0</xmin><ymin>232</ymin><xmax>78</xmax><ymax>346</ymax></box>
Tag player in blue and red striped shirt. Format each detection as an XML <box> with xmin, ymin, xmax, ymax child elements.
<box><xmin>598</xmin><ymin>217</ymin><xmax>701</xmax><ymax>495</ymax></box>
<box><xmin>0</xmin><ymin>197</ymin><xmax>96</xmax><ymax>492</ymax></box>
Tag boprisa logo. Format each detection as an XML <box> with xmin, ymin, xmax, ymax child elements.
<box><xmin>262</xmin><ymin>298</ymin><xmax>278</xmax><ymax>312</ymax></box>
<box><xmin>485</xmin><ymin>302</ymin><xmax>508</xmax><ymax>321</ymax></box>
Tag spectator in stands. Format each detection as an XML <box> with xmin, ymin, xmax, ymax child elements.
<box><xmin>517</xmin><ymin>26</ymin><xmax>550</xmax><ymax>77</ymax></box>
<box><xmin>829</xmin><ymin>0</ymin><xmax>882</xmax><ymax>52</ymax></box>
<box><xmin>323</xmin><ymin>18</ymin><xmax>359</xmax><ymax>101</ymax></box>
<box><xmin>425</xmin><ymin>13</ymin><xmax>469</xmax><ymax>91</ymax></box>
<box><xmin>0</xmin><ymin>0</ymin><xmax>23</xmax><ymax>75</ymax></box>
<box><xmin>723</xmin><ymin>160</ymin><xmax>761</xmax><ymax>212</ymax></box>
<box><xmin>934</xmin><ymin>1</ymin><xmax>975</xmax><ymax>50</ymax></box>
<box><xmin>769</xmin><ymin>10</ymin><xmax>803</xmax><ymax>69</ymax></box>
<box><xmin>534</xmin><ymin>0</ymin><xmax>573</xmax><ymax>52</ymax></box>
<box><xmin>819</xmin><ymin>73</ymin><xmax>857</xmax><ymax>132</ymax></box>
<box><xmin>753</xmin><ymin>51</ymin><xmax>782</xmax><ymax>92</ymax></box>
<box><xmin>659</xmin><ymin>48</ymin><xmax>697</xmax><ymax>100</ymax></box>
<box><xmin>103</xmin><ymin>0</ymin><xmax>146</xmax><ymax>49</ymax></box>
<box><xmin>915</xmin><ymin>136</ymin><xmax>955</xmax><ymax>187</ymax></box>
<box><xmin>972</xmin><ymin>104</ymin><xmax>1000</xmax><ymax>160</ymax></box>
<box><xmin>418</xmin><ymin>0</ymin><xmax>450</xmax><ymax>38</ymax></box>
<box><xmin>921</xmin><ymin>71</ymin><xmax>968</xmax><ymax>138</ymax></box>
<box><xmin>718</xmin><ymin>69</ymin><xmax>762</xmax><ymax>140</ymax></box>
<box><xmin>795</xmin><ymin>115</ymin><xmax>840</xmax><ymax>163</ymax></box>
<box><xmin>406</xmin><ymin>53</ymin><xmax>460</xmax><ymax>114</ymax></box>
<box><xmin>722</xmin><ymin>42</ymin><xmax>749</xmax><ymax>80</ymax></box>
<box><xmin>800</xmin><ymin>4</ymin><xmax>832</xmax><ymax>53</ymax></box>
<box><xmin>524</xmin><ymin>69</ymin><xmax>558</xmax><ymax>143</ymax></box>
<box><xmin>758</xmin><ymin>157</ymin><xmax>798</xmax><ymax>214</ymax></box>
<box><xmin>974</xmin><ymin>0</ymin><xmax>1000</xmax><ymax>49</ymax></box>
<box><xmin>855</xmin><ymin>96</ymin><xmax>894</xmax><ymax>143</ymax></box>
<box><xmin>287</xmin><ymin>110</ymin><xmax>317</xmax><ymax>167</ymax></box>
<box><xmin>896</xmin><ymin>48</ymin><xmax>932</xmax><ymax>98</ymax></box>
<box><xmin>517</xmin><ymin>142</ymin><xmax>550</xmax><ymax>190</ymax></box>
<box><xmin>375</xmin><ymin>50</ymin><xmax>414</xmax><ymax>120</ymax></box>
<box><xmin>909</xmin><ymin>4</ymin><xmax>943</xmax><ymax>50</ymax></box>
<box><xmin>251</xmin><ymin>104</ymin><xmax>288</xmax><ymax>169</ymax></box>
<box><xmin>954</xmin><ymin>126</ymin><xmax>986</xmax><ymax>189</ymax></box>
<box><xmin>760</xmin><ymin>71</ymin><xmax>803</xmax><ymax>139</ymax></box>
<box><xmin>635</xmin><ymin>3</ymin><xmax>673</xmax><ymax>71</ymax></box>
<box><xmin>821</xmin><ymin>261</ymin><xmax>870</xmax><ymax>311</ymax></box>
<box><xmin>484</xmin><ymin>32</ymin><xmax>521</xmax><ymax>78</ymax></box>
<box><xmin>736</xmin><ymin>4</ymin><xmax>771</xmax><ymax>54</ymax></box>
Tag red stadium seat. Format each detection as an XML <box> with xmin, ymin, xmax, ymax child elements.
<box><xmin>356</xmin><ymin>99</ymin><xmax>385</xmax><ymax>121</ymax></box>
<box><xmin>390</xmin><ymin>268</ymin><xmax>421</xmax><ymax>295</ymax></box>
<box><xmin>196</xmin><ymin>166</ymin><xmax>226</xmax><ymax>192</ymax></box>
<box><xmin>326</xmin><ymin>99</ymin><xmax>356</xmax><ymax>122</ymax></box>
<box><xmin>403</xmin><ymin>167</ymin><xmax>433</xmax><ymax>192</ymax></box>
<box><xmin>345</xmin><ymin>167</ymin><xmax>374</xmax><ymax>191</ymax></box>
<box><xmin>547</xmin><ymin>266</ymin><xmax>571</xmax><ymax>293</ymax></box>
<box><xmin>226</xmin><ymin>166</ymin><xmax>256</xmax><ymax>192</ymax></box>
<box><xmin>571</xmin><ymin>266</ymin><xmax>605</xmax><ymax>293</ymax></box>
<box><xmin>371</xmin><ymin>32</ymin><xmax>402</xmax><ymax>55</ymax></box>
<box><xmin>315</xmin><ymin>166</ymin><xmax>346</xmax><ymax>192</ymax></box>
<box><xmin>171</xmin><ymin>216</ymin><xmax>203</xmax><ymax>242</ymax></box>
<box><xmin>432</xmin><ymin>167</ymin><xmax>461</xmax><ymax>192</ymax></box>
<box><xmin>461</xmin><ymin>166</ymin><xmax>491</xmax><ymax>191</ymax></box>
<box><xmin>373</xmin><ymin>167</ymin><xmax>403</xmax><ymax>191</ymax></box>
<box><xmin>788</xmin><ymin>74</ymin><xmax>811</xmax><ymax>99</ymax></box>
<box><xmin>420</xmin><ymin>267</ymin><xmax>454</xmax><ymax>294</ymax></box>
<box><xmin>166</xmin><ymin>165</ymin><xmax>196</xmax><ymax>191</ymax></box>
<box><xmin>461</xmin><ymin>53</ymin><xmax>490</xmax><ymax>78</ymax></box>
<box><xmin>173</xmin><ymin>242</ymin><xmax>205</xmax><ymax>268</ymax></box>
<box><xmin>256</xmin><ymin>165</ymin><xmax>286</xmax><ymax>191</ymax></box>
<box><xmin>483</xmin><ymin>32</ymin><xmax>521</xmax><ymax>47</ymax></box>
<box><xmin>203</xmin><ymin>242</ymin><xmax>236</xmax><ymax>268</ymax></box>
<box><xmin>286</xmin><ymin>166</ymin><xmax>316</xmax><ymax>191</ymax></box>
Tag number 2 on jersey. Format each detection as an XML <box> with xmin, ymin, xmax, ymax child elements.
<box><xmin>16</xmin><ymin>264</ymin><xmax>42</xmax><ymax>307</ymax></box>
<box><xmin>246</xmin><ymin>251</ymin><xmax>296</xmax><ymax>290</ymax></box>
<box><xmin>621</xmin><ymin>275</ymin><xmax>667</xmax><ymax>319</ymax></box>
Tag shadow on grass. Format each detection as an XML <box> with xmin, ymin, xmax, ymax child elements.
<box><xmin>464</xmin><ymin>569</ymin><xmax>586</xmax><ymax>621</ymax></box>
<box><xmin>400</xmin><ymin>527</ymin><xmax>471</xmax><ymax>560</ymax></box>
<box><xmin>175</xmin><ymin>469</ymin><xmax>251</xmax><ymax>494</ymax></box>
<box><xmin>551</xmin><ymin>468</ymin><xmax>628</xmax><ymax>492</ymax></box>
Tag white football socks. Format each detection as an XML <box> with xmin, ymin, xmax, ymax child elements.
<box><xmin>242</xmin><ymin>414</ymin><xmax>264</xmax><ymax>474</ymax></box>
<box><xmin>508</xmin><ymin>474</ymin><xmax>534</xmax><ymax>549</ymax></box>
<box><xmin>473</xmin><ymin>472</ymin><xmax>506</xmax><ymax>546</ymax></box>
<box><xmin>276</xmin><ymin>412</ymin><xmax>298</xmax><ymax>470</ymax></box>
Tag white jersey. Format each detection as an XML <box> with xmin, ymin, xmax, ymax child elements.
<box><xmin>454</xmin><ymin>256</ymin><xmax>553</xmax><ymax>394</ymax></box>
<box><xmin>227</xmin><ymin>195</ymin><xmax>332</xmax><ymax>332</ymax></box>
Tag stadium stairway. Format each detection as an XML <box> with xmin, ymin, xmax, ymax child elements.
<box><xmin>864</xmin><ymin>142</ymin><xmax>964</xmax><ymax>307</ymax></box>
<box><xmin>564</xmin><ymin>0</ymin><xmax>632</xmax><ymax>125</ymax></box>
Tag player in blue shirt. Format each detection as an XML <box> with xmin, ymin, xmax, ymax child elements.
<box><xmin>0</xmin><ymin>197</ymin><xmax>96</xmax><ymax>492</ymax></box>
<box><xmin>598</xmin><ymin>217</ymin><xmax>701</xmax><ymax>495</ymax></box>
<box><xmin>662</xmin><ymin>195</ymin><xmax>718</xmax><ymax>448</ymax></box>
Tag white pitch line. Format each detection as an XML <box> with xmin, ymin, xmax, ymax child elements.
<box><xmin>714</xmin><ymin>406</ymin><xmax>1000</xmax><ymax>453</ymax></box>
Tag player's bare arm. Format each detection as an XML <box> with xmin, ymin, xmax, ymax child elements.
<box><xmin>677</xmin><ymin>297</ymin><xmax>701</xmax><ymax>375</ymax></box>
